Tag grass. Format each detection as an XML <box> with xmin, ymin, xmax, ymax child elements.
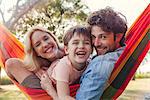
<box><xmin>0</xmin><ymin>77</ymin><xmax>13</xmax><ymax>85</ymax></box>
<box><xmin>118</xmin><ymin>78</ymin><xmax>150</xmax><ymax>100</ymax></box>
<box><xmin>0</xmin><ymin>90</ymin><xmax>27</xmax><ymax>100</ymax></box>
<box><xmin>0</xmin><ymin>78</ymin><xmax>150</xmax><ymax>100</ymax></box>
<box><xmin>0</xmin><ymin>85</ymin><xmax>27</xmax><ymax>100</ymax></box>
<box><xmin>0</xmin><ymin>76</ymin><xmax>27</xmax><ymax>100</ymax></box>
<box><xmin>135</xmin><ymin>72</ymin><xmax>150</xmax><ymax>78</ymax></box>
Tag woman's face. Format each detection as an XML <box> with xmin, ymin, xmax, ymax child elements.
<box><xmin>31</xmin><ymin>30</ymin><xmax>58</xmax><ymax>60</ymax></box>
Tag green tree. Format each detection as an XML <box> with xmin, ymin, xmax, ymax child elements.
<box><xmin>15</xmin><ymin>0</ymin><xmax>89</xmax><ymax>42</ymax></box>
<box><xmin>0</xmin><ymin>0</ymin><xmax>89</xmax><ymax>81</ymax></box>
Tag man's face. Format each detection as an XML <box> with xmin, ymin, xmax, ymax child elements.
<box><xmin>91</xmin><ymin>25</ymin><xmax>117</xmax><ymax>55</ymax></box>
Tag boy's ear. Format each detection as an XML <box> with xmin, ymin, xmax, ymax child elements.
<box><xmin>64</xmin><ymin>46</ymin><xmax>69</xmax><ymax>54</ymax></box>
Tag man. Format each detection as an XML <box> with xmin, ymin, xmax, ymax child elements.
<box><xmin>76</xmin><ymin>7</ymin><xmax>127</xmax><ymax>100</ymax></box>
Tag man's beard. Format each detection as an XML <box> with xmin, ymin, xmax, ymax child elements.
<box><xmin>95</xmin><ymin>46</ymin><xmax>115</xmax><ymax>55</ymax></box>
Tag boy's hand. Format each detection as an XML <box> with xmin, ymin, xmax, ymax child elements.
<box><xmin>35</xmin><ymin>68</ymin><xmax>46</xmax><ymax>79</ymax></box>
<box><xmin>40</xmin><ymin>73</ymin><xmax>53</xmax><ymax>90</ymax></box>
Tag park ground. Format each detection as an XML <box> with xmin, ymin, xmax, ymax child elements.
<box><xmin>0</xmin><ymin>78</ymin><xmax>150</xmax><ymax>100</ymax></box>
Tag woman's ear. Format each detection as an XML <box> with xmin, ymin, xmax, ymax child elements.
<box><xmin>64</xmin><ymin>46</ymin><xmax>69</xmax><ymax>54</ymax></box>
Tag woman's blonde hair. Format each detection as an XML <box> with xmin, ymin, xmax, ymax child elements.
<box><xmin>23</xmin><ymin>26</ymin><xmax>60</xmax><ymax>71</ymax></box>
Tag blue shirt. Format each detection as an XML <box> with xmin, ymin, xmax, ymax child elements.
<box><xmin>76</xmin><ymin>47</ymin><xmax>125</xmax><ymax>100</ymax></box>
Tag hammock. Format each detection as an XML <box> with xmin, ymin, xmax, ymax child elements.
<box><xmin>0</xmin><ymin>4</ymin><xmax>149</xmax><ymax>100</ymax></box>
<box><xmin>101</xmin><ymin>4</ymin><xmax>150</xmax><ymax>99</ymax></box>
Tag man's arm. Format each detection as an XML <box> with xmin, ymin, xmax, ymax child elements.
<box><xmin>76</xmin><ymin>56</ymin><xmax>115</xmax><ymax>100</ymax></box>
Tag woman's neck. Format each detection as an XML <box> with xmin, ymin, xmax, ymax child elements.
<box><xmin>48</xmin><ymin>56</ymin><xmax>57</xmax><ymax>62</ymax></box>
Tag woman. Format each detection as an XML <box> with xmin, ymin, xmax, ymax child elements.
<box><xmin>2</xmin><ymin>26</ymin><xmax>65</xmax><ymax>89</ymax></box>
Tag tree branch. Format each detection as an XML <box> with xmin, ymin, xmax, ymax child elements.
<box><xmin>4</xmin><ymin>0</ymin><xmax>48</xmax><ymax>31</ymax></box>
<box><xmin>0</xmin><ymin>8</ymin><xmax>5</xmax><ymax>23</ymax></box>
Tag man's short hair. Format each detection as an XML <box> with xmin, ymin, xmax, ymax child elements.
<box><xmin>87</xmin><ymin>7</ymin><xmax>127</xmax><ymax>46</ymax></box>
<box><xmin>87</xmin><ymin>7</ymin><xmax>127</xmax><ymax>34</ymax></box>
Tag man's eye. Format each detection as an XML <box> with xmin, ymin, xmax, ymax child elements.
<box><xmin>101</xmin><ymin>35</ymin><xmax>107</xmax><ymax>39</ymax></box>
<box><xmin>92</xmin><ymin>35</ymin><xmax>96</xmax><ymax>40</ymax></box>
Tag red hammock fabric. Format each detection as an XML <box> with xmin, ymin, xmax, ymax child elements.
<box><xmin>0</xmin><ymin>4</ymin><xmax>149</xmax><ymax>100</ymax></box>
<box><xmin>102</xmin><ymin>4</ymin><xmax>150</xmax><ymax>99</ymax></box>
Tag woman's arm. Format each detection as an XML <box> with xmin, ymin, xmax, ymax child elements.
<box><xmin>56</xmin><ymin>81</ymin><xmax>75</xmax><ymax>100</ymax></box>
<box><xmin>40</xmin><ymin>73</ymin><xmax>59</xmax><ymax>100</ymax></box>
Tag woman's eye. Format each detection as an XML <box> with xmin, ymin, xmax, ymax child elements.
<box><xmin>44</xmin><ymin>36</ymin><xmax>49</xmax><ymax>41</ymax></box>
<box><xmin>35</xmin><ymin>42</ymin><xmax>41</xmax><ymax>47</ymax></box>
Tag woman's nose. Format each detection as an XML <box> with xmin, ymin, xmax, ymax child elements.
<box><xmin>42</xmin><ymin>41</ymin><xmax>48</xmax><ymax>48</ymax></box>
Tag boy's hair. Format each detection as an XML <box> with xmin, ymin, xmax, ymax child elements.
<box><xmin>63</xmin><ymin>25</ymin><xmax>92</xmax><ymax>46</ymax></box>
<box><xmin>87</xmin><ymin>7</ymin><xmax>127</xmax><ymax>46</ymax></box>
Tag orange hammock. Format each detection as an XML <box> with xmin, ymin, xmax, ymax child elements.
<box><xmin>0</xmin><ymin>4</ymin><xmax>150</xmax><ymax>100</ymax></box>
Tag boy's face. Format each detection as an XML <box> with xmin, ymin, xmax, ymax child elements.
<box><xmin>31</xmin><ymin>30</ymin><xmax>58</xmax><ymax>60</ymax></box>
<box><xmin>91</xmin><ymin>25</ymin><xmax>118</xmax><ymax>55</ymax></box>
<box><xmin>65</xmin><ymin>33</ymin><xmax>92</xmax><ymax>68</ymax></box>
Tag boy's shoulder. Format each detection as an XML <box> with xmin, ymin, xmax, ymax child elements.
<box><xmin>56</xmin><ymin>56</ymin><xmax>71</xmax><ymax>67</ymax></box>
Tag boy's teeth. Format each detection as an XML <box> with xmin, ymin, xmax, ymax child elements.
<box><xmin>77</xmin><ymin>51</ymin><xmax>86</xmax><ymax>55</ymax></box>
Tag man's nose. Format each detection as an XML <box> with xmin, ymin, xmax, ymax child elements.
<box><xmin>94</xmin><ymin>37</ymin><xmax>101</xmax><ymax>47</ymax></box>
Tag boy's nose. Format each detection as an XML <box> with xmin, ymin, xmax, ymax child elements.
<box><xmin>78</xmin><ymin>42</ymin><xmax>84</xmax><ymax>48</ymax></box>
